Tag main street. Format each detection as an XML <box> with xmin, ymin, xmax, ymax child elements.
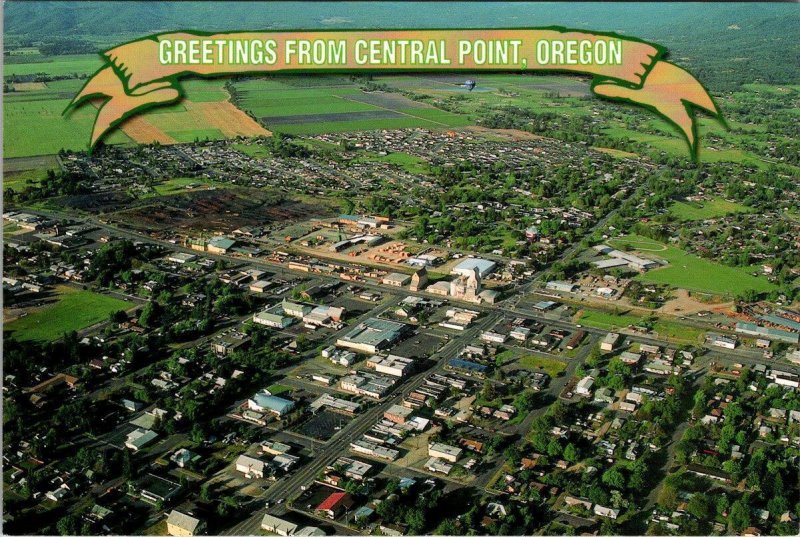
<box><xmin>221</xmin><ymin>312</ymin><xmax>501</xmax><ymax>536</ymax></box>
<box><xmin>19</xmin><ymin>206</ymin><xmax>799</xmax><ymax>535</ymax></box>
<box><xmin>26</xmin><ymin>206</ymin><xmax>798</xmax><ymax>376</ymax></box>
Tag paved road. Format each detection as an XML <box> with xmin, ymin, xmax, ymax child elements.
<box><xmin>25</xmin><ymin>205</ymin><xmax>781</xmax><ymax>375</ymax></box>
<box><xmin>643</xmin><ymin>366</ymin><xmax>708</xmax><ymax>511</ymax></box>
<box><xmin>221</xmin><ymin>312</ymin><xmax>500</xmax><ymax>536</ymax></box>
<box><xmin>17</xmin><ymin>206</ymin><xmax>798</xmax><ymax>535</ymax></box>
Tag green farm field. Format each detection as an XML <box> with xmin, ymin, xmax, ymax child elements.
<box><xmin>3</xmin><ymin>167</ymin><xmax>56</xmax><ymax>193</ymax></box>
<box><xmin>3</xmin><ymin>53</ymin><xmax>101</xmax><ymax>77</ymax></box>
<box><xmin>374</xmin><ymin>73</ymin><xmax>792</xmax><ymax>168</ymax></box>
<box><xmin>232</xmin><ymin>78</ymin><xmax>471</xmax><ymax>134</ymax></box>
<box><xmin>166</xmin><ymin>128</ymin><xmax>225</xmax><ymax>142</ymax></box>
<box><xmin>607</xmin><ymin>235</ymin><xmax>776</xmax><ymax>296</ymax></box>
<box><xmin>4</xmin><ymin>286</ymin><xmax>131</xmax><ymax>342</ymax></box>
<box><xmin>4</xmin><ymin>82</ymin><xmax>133</xmax><ymax>157</ymax></box>
<box><xmin>3</xmin><ymin>77</ymin><xmax>239</xmax><ymax>156</ymax></box>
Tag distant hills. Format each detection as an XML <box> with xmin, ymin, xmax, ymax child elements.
<box><xmin>5</xmin><ymin>2</ymin><xmax>799</xmax><ymax>90</ymax></box>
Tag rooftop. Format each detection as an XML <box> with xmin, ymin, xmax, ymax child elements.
<box><xmin>338</xmin><ymin>317</ymin><xmax>409</xmax><ymax>348</ymax></box>
<box><xmin>167</xmin><ymin>510</ymin><xmax>202</xmax><ymax>533</ymax></box>
<box><xmin>250</xmin><ymin>393</ymin><xmax>295</xmax><ymax>413</ymax></box>
<box><xmin>452</xmin><ymin>257</ymin><xmax>497</xmax><ymax>277</ymax></box>
<box><xmin>316</xmin><ymin>491</ymin><xmax>351</xmax><ymax>512</ymax></box>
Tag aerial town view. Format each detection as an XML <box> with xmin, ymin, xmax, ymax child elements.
<box><xmin>2</xmin><ymin>2</ymin><xmax>799</xmax><ymax>536</ymax></box>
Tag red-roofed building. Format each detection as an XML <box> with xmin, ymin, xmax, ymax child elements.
<box><xmin>315</xmin><ymin>491</ymin><xmax>354</xmax><ymax>519</ymax></box>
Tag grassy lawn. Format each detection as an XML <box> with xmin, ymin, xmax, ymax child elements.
<box><xmin>577</xmin><ymin>309</ymin><xmax>706</xmax><ymax>344</ymax></box>
<box><xmin>149</xmin><ymin>177</ymin><xmax>227</xmax><ymax>196</ymax></box>
<box><xmin>4</xmin><ymin>286</ymin><xmax>131</xmax><ymax>342</ymax></box>
<box><xmin>649</xmin><ymin>319</ymin><xmax>706</xmax><ymax>343</ymax></box>
<box><xmin>577</xmin><ymin>310</ymin><xmax>641</xmax><ymax>331</ymax></box>
<box><xmin>141</xmin><ymin>519</ymin><xmax>168</xmax><ymax>536</ymax></box>
<box><xmin>607</xmin><ymin>234</ymin><xmax>776</xmax><ymax>296</ymax></box>
<box><xmin>232</xmin><ymin>142</ymin><xmax>272</xmax><ymax>158</ymax></box>
<box><xmin>355</xmin><ymin>152</ymin><xmax>429</xmax><ymax>174</ymax></box>
<box><xmin>668</xmin><ymin>197</ymin><xmax>752</xmax><ymax>221</ymax></box>
<box><xmin>518</xmin><ymin>355</ymin><xmax>567</xmax><ymax>377</ymax></box>
<box><xmin>266</xmin><ymin>384</ymin><xmax>292</xmax><ymax>395</ymax></box>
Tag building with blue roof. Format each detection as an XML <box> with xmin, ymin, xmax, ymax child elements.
<box><xmin>248</xmin><ymin>392</ymin><xmax>296</xmax><ymax>416</ymax></box>
<box><xmin>735</xmin><ymin>322</ymin><xmax>799</xmax><ymax>344</ymax></box>
<box><xmin>447</xmin><ymin>358</ymin><xmax>489</xmax><ymax>377</ymax></box>
<box><xmin>758</xmin><ymin>314</ymin><xmax>800</xmax><ymax>332</ymax></box>
<box><xmin>353</xmin><ymin>506</ymin><xmax>374</xmax><ymax>522</ymax></box>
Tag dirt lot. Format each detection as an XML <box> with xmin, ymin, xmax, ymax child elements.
<box><xmin>291</xmin><ymin>238</ymin><xmax>431</xmax><ymax>273</ymax></box>
<box><xmin>105</xmin><ymin>189</ymin><xmax>333</xmax><ymax>233</ymax></box>
<box><xmin>465</xmin><ymin>125</ymin><xmax>546</xmax><ymax>142</ymax></box>
<box><xmin>660</xmin><ymin>288</ymin><xmax>733</xmax><ymax>315</ymax></box>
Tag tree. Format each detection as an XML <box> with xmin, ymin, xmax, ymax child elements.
<box><xmin>657</xmin><ymin>483</ymin><xmax>678</xmax><ymax>510</ymax></box>
<box><xmin>563</xmin><ymin>443</ymin><xmax>579</xmax><ymax>464</ymax></box>
<box><xmin>715</xmin><ymin>494</ymin><xmax>730</xmax><ymax>517</ymax></box>
<box><xmin>687</xmin><ymin>494</ymin><xmax>713</xmax><ymax>521</ymax></box>
<box><xmin>405</xmin><ymin>508</ymin><xmax>426</xmax><ymax>534</ymax></box>
<box><xmin>122</xmin><ymin>449</ymin><xmax>133</xmax><ymax>480</ymax></box>
<box><xmin>434</xmin><ymin>519</ymin><xmax>460</xmax><ymax>535</ymax></box>
<box><xmin>191</xmin><ymin>423</ymin><xmax>205</xmax><ymax>445</ymax></box>
<box><xmin>513</xmin><ymin>390</ymin><xmax>538</xmax><ymax>412</ymax></box>
<box><xmin>546</xmin><ymin>439</ymin><xmax>562</xmax><ymax>458</ymax></box>
<box><xmin>601</xmin><ymin>467</ymin><xmax>626</xmax><ymax>490</ymax></box>
<box><xmin>138</xmin><ymin>300</ymin><xmax>161</xmax><ymax>328</ymax></box>
<box><xmin>109</xmin><ymin>309</ymin><xmax>128</xmax><ymax>324</ymax></box>
<box><xmin>385</xmin><ymin>478</ymin><xmax>399</xmax><ymax>495</ymax></box>
<box><xmin>728</xmin><ymin>500</ymin><xmax>751</xmax><ymax>533</ymax></box>
<box><xmin>56</xmin><ymin>514</ymin><xmax>79</xmax><ymax>536</ymax></box>
<box><xmin>480</xmin><ymin>379</ymin><xmax>497</xmax><ymax>402</ymax></box>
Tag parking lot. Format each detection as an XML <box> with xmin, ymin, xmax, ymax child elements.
<box><xmin>294</xmin><ymin>410</ymin><xmax>353</xmax><ymax>441</ymax></box>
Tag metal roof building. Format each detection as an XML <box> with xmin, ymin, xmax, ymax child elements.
<box><xmin>261</xmin><ymin>514</ymin><xmax>298</xmax><ymax>536</ymax></box>
<box><xmin>336</xmin><ymin>317</ymin><xmax>410</xmax><ymax>354</ymax></box>
<box><xmin>452</xmin><ymin>257</ymin><xmax>497</xmax><ymax>278</ymax></box>
<box><xmin>167</xmin><ymin>510</ymin><xmax>203</xmax><ymax>536</ymax></box>
<box><xmin>735</xmin><ymin>322</ymin><xmax>799</xmax><ymax>344</ymax></box>
<box><xmin>248</xmin><ymin>393</ymin><xmax>296</xmax><ymax>416</ymax></box>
